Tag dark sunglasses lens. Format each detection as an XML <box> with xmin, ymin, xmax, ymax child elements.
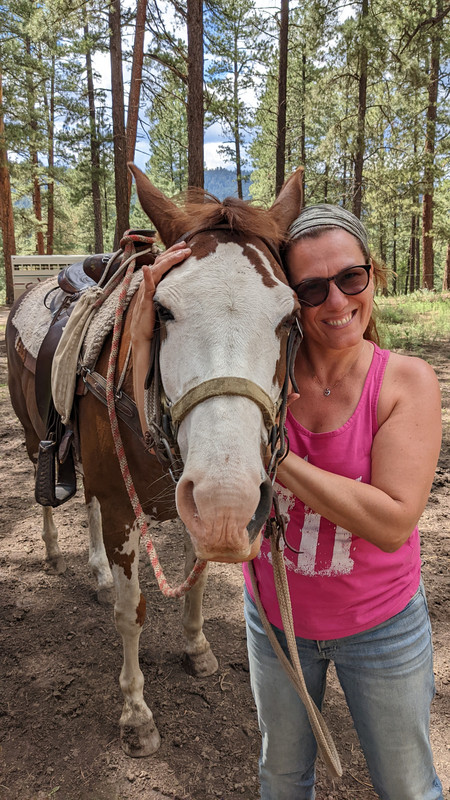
<box><xmin>296</xmin><ymin>266</ymin><xmax>370</xmax><ymax>306</ymax></box>
<box><xmin>336</xmin><ymin>267</ymin><xmax>370</xmax><ymax>295</ymax></box>
<box><xmin>297</xmin><ymin>280</ymin><xmax>328</xmax><ymax>306</ymax></box>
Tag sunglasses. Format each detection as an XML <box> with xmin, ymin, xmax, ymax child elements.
<box><xmin>293</xmin><ymin>264</ymin><xmax>371</xmax><ymax>307</ymax></box>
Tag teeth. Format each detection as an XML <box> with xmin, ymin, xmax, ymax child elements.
<box><xmin>326</xmin><ymin>313</ymin><xmax>352</xmax><ymax>327</ymax></box>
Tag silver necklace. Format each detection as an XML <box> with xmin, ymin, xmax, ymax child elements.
<box><xmin>311</xmin><ymin>349</ymin><xmax>363</xmax><ymax>397</ymax></box>
<box><xmin>312</xmin><ymin>374</ymin><xmax>345</xmax><ymax>396</ymax></box>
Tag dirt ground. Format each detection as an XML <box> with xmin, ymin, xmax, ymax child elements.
<box><xmin>0</xmin><ymin>304</ymin><xmax>449</xmax><ymax>800</ymax></box>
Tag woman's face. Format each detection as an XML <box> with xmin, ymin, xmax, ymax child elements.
<box><xmin>286</xmin><ymin>228</ymin><xmax>374</xmax><ymax>351</ymax></box>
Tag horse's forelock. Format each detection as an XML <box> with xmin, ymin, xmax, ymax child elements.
<box><xmin>172</xmin><ymin>190</ymin><xmax>284</xmax><ymax>245</ymax></box>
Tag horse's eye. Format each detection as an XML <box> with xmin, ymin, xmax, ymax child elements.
<box><xmin>154</xmin><ymin>302</ymin><xmax>174</xmax><ymax>323</ymax></box>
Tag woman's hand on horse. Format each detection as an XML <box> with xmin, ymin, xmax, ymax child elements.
<box><xmin>131</xmin><ymin>242</ymin><xmax>192</xmax><ymax>345</ymax></box>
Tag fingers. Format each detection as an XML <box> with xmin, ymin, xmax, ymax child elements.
<box><xmin>286</xmin><ymin>378</ymin><xmax>300</xmax><ymax>407</ymax></box>
<box><xmin>139</xmin><ymin>241</ymin><xmax>192</xmax><ymax>300</ymax></box>
<box><xmin>287</xmin><ymin>392</ymin><xmax>300</xmax><ymax>406</ymax></box>
<box><xmin>151</xmin><ymin>241</ymin><xmax>192</xmax><ymax>283</ymax></box>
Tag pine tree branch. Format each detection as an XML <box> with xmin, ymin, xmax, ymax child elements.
<box><xmin>397</xmin><ymin>4</ymin><xmax>450</xmax><ymax>55</ymax></box>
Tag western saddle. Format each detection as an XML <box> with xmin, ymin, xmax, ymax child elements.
<box><xmin>34</xmin><ymin>231</ymin><xmax>156</xmax><ymax>507</ymax></box>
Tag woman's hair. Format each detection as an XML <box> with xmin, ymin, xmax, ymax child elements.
<box><xmin>285</xmin><ymin>207</ymin><xmax>388</xmax><ymax>345</ymax></box>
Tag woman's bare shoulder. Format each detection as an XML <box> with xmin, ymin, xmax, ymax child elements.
<box><xmin>385</xmin><ymin>350</ymin><xmax>439</xmax><ymax>387</ymax></box>
<box><xmin>378</xmin><ymin>350</ymin><xmax>441</xmax><ymax>424</ymax></box>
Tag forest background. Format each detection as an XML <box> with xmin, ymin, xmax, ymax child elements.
<box><xmin>0</xmin><ymin>0</ymin><xmax>449</xmax><ymax>304</ymax></box>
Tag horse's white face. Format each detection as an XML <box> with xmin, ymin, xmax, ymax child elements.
<box><xmin>155</xmin><ymin>237</ymin><xmax>298</xmax><ymax>562</ymax></box>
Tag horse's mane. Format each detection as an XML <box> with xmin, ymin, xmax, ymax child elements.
<box><xmin>171</xmin><ymin>189</ymin><xmax>285</xmax><ymax>244</ymax></box>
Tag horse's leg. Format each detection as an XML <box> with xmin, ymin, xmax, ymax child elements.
<box><xmin>107</xmin><ymin>517</ymin><xmax>160</xmax><ymax>757</ymax></box>
<box><xmin>5</xmin><ymin>334</ymin><xmax>67</xmax><ymax>575</ymax></box>
<box><xmin>86</xmin><ymin>496</ymin><xmax>114</xmax><ymax>605</ymax></box>
<box><xmin>42</xmin><ymin>506</ymin><xmax>66</xmax><ymax>574</ymax></box>
<box><xmin>181</xmin><ymin>530</ymin><xmax>218</xmax><ymax>677</ymax></box>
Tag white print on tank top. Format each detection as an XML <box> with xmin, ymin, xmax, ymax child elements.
<box><xmin>263</xmin><ymin>474</ymin><xmax>362</xmax><ymax>577</ymax></box>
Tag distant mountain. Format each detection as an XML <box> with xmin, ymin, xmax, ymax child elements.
<box><xmin>204</xmin><ymin>168</ymin><xmax>251</xmax><ymax>200</ymax></box>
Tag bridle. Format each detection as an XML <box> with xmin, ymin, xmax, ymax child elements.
<box><xmin>143</xmin><ymin>227</ymin><xmax>303</xmax><ymax>488</ymax></box>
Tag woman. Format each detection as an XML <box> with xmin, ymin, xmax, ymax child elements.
<box><xmin>131</xmin><ymin>208</ymin><xmax>443</xmax><ymax>800</ymax></box>
<box><xmin>242</xmin><ymin>204</ymin><xmax>443</xmax><ymax>799</ymax></box>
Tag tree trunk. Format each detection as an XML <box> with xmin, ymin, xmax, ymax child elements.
<box><xmin>84</xmin><ymin>18</ymin><xmax>104</xmax><ymax>253</ymax></box>
<box><xmin>422</xmin><ymin>0</ymin><xmax>441</xmax><ymax>290</ymax></box>
<box><xmin>414</xmin><ymin>218</ymin><xmax>420</xmax><ymax>290</ymax></box>
<box><xmin>26</xmin><ymin>37</ymin><xmax>45</xmax><ymax>255</ymax></box>
<box><xmin>392</xmin><ymin>214</ymin><xmax>397</xmax><ymax>294</ymax></box>
<box><xmin>109</xmin><ymin>0</ymin><xmax>130</xmax><ymax>247</ymax></box>
<box><xmin>126</xmin><ymin>0</ymin><xmax>147</xmax><ymax>203</ymax></box>
<box><xmin>443</xmin><ymin>243</ymin><xmax>450</xmax><ymax>291</ymax></box>
<box><xmin>32</xmin><ymin>161</ymin><xmax>45</xmax><ymax>254</ymax></box>
<box><xmin>0</xmin><ymin>69</ymin><xmax>16</xmax><ymax>305</ymax></box>
<box><xmin>352</xmin><ymin>0</ymin><xmax>368</xmax><ymax>219</ymax></box>
<box><xmin>275</xmin><ymin>0</ymin><xmax>288</xmax><ymax>197</ymax></box>
<box><xmin>300</xmin><ymin>51</ymin><xmax>306</xmax><ymax>197</ymax></box>
<box><xmin>46</xmin><ymin>57</ymin><xmax>55</xmax><ymax>255</ymax></box>
<box><xmin>187</xmin><ymin>0</ymin><xmax>204</xmax><ymax>188</ymax></box>
<box><xmin>342</xmin><ymin>157</ymin><xmax>347</xmax><ymax>206</ymax></box>
<box><xmin>233</xmin><ymin>34</ymin><xmax>243</xmax><ymax>200</ymax></box>
<box><xmin>408</xmin><ymin>213</ymin><xmax>416</xmax><ymax>294</ymax></box>
<box><xmin>323</xmin><ymin>163</ymin><xmax>329</xmax><ymax>203</ymax></box>
<box><xmin>404</xmin><ymin>259</ymin><xmax>410</xmax><ymax>295</ymax></box>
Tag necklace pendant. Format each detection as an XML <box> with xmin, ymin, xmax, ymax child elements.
<box><xmin>323</xmin><ymin>388</ymin><xmax>331</xmax><ymax>397</ymax></box>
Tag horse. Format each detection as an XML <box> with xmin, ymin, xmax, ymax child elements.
<box><xmin>6</xmin><ymin>164</ymin><xmax>303</xmax><ymax>757</ymax></box>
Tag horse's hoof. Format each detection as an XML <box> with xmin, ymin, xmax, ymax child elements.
<box><xmin>120</xmin><ymin>721</ymin><xmax>161</xmax><ymax>758</ymax></box>
<box><xmin>46</xmin><ymin>555</ymin><xmax>67</xmax><ymax>574</ymax></box>
<box><xmin>182</xmin><ymin>647</ymin><xmax>219</xmax><ymax>678</ymax></box>
<box><xmin>96</xmin><ymin>586</ymin><xmax>114</xmax><ymax>606</ymax></box>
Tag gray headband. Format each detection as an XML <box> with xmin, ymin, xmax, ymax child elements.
<box><xmin>288</xmin><ymin>204</ymin><xmax>369</xmax><ymax>254</ymax></box>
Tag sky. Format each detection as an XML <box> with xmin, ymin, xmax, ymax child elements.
<box><xmin>97</xmin><ymin>2</ymin><xmax>355</xmax><ymax>173</ymax></box>
<box><xmin>94</xmin><ymin>0</ymin><xmax>282</xmax><ymax>173</ymax></box>
<box><xmin>94</xmin><ymin>55</ymin><xmax>233</xmax><ymax>172</ymax></box>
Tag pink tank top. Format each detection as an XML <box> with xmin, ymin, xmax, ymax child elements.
<box><xmin>243</xmin><ymin>343</ymin><xmax>421</xmax><ymax>640</ymax></box>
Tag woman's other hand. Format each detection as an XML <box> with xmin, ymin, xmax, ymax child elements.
<box><xmin>131</xmin><ymin>241</ymin><xmax>192</xmax><ymax>346</ymax></box>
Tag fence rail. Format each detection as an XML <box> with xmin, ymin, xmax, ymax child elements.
<box><xmin>12</xmin><ymin>255</ymin><xmax>89</xmax><ymax>300</ymax></box>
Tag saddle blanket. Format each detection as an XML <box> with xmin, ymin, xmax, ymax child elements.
<box><xmin>12</xmin><ymin>278</ymin><xmax>57</xmax><ymax>359</ymax></box>
<box><xmin>80</xmin><ymin>271</ymin><xmax>143</xmax><ymax>369</ymax></box>
<box><xmin>52</xmin><ymin>271</ymin><xmax>143</xmax><ymax>423</ymax></box>
<box><xmin>12</xmin><ymin>272</ymin><xmax>143</xmax><ymax>424</ymax></box>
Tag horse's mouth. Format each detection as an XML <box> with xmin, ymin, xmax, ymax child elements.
<box><xmin>195</xmin><ymin>533</ymin><xmax>262</xmax><ymax>563</ymax></box>
<box><xmin>247</xmin><ymin>476</ymin><xmax>273</xmax><ymax>541</ymax></box>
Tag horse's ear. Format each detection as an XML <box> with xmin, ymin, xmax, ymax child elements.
<box><xmin>268</xmin><ymin>167</ymin><xmax>304</xmax><ymax>233</ymax></box>
<box><xmin>128</xmin><ymin>163</ymin><xmax>191</xmax><ymax>246</ymax></box>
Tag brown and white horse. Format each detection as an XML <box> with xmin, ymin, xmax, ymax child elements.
<box><xmin>6</xmin><ymin>165</ymin><xmax>303</xmax><ymax>757</ymax></box>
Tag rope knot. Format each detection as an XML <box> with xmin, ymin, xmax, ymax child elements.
<box><xmin>120</xmin><ymin>230</ymin><xmax>156</xmax><ymax>250</ymax></box>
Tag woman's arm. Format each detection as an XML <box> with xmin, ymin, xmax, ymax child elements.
<box><xmin>131</xmin><ymin>242</ymin><xmax>191</xmax><ymax>435</ymax></box>
<box><xmin>276</xmin><ymin>356</ymin><xmax>442</xmax><ymax>552</ymax></box>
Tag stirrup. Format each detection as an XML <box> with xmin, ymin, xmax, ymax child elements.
<box><xmin>35</xmin><ymin>437</ymin><xmax>77</xmax><ymax>507</ymax></box>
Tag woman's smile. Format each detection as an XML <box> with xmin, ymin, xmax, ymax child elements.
<box><xmin>322</xmin><ymin>309</ymin><xmax>357</xmax><ymax>328</ymax></box>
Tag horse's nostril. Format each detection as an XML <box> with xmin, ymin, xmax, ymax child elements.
<box><xmin>247</xmin><ymin>477</ymin><xmax>273</xmax><ymax>541</ymax></box>
<box><xmin>176</xmin><ymin>478</ymin><xmax>197</xmax><ymax>521</ymax></box>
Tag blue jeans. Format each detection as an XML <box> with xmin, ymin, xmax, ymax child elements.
<box><xmin>244</xmin><ymin>583</ymin><xmax>443</xmax><ymax>800</ymax></box>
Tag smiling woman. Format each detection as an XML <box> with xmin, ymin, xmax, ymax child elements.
<box><xmin>242</xmin><ymin>204</ymin><xmax>444</xmax><ymax>800</ymax></box>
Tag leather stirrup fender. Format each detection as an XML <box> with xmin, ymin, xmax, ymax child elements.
<box><xmin>35</xmin><ymin>433</ymin><xmax>77</xmax><ymax>507</ymax></box>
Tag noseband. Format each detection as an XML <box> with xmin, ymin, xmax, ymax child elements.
<box><xmin>143</xmin><ymin>228</ymin><xmax>303</xmax><ymax>484</ymax></box>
